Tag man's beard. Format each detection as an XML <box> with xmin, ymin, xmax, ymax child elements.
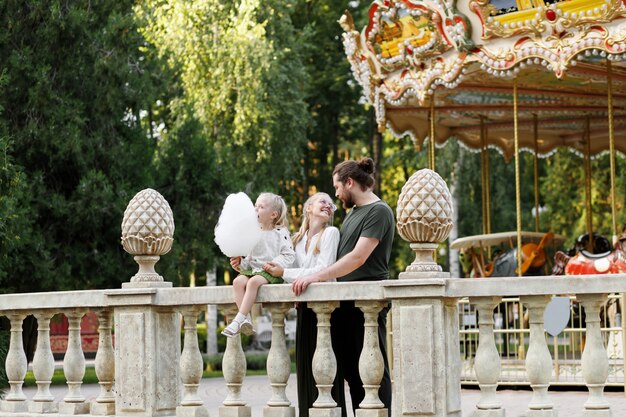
<box><xmin>342</xmin><ymin>192</ymin><xmax>355</xmax><ymax>209</ymax></box>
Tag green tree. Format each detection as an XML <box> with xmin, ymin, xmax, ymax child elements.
<box><xmin>136</xmin><ymin>0</ymin><xmax>311</xmax><ymax>198</ymax></box>
<box><xmin>151</xmin><ymin>107</ymin><xmax>233</xmax><ymax>285</ymax></box>
<box><xmin>0</xmin><ymin>1</ymin><xmax>163</xmax><ymax>291</ymax></box>
<box><xmin>542</xmin><ymin>149</ymin><xmax>626</xmax><ymax>249</ymax></box>
<box><xmin>290</xmin><ymin>0</ymin><xmax>370</xmax><ymax>202</ymax></box>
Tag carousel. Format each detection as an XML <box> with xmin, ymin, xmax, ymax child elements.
<box><xmin>340</xmin><ymin>0</ymin><xmax>626</xmax><ymax>385</ymax></box>
<box><xmin>340</xmin><ymin>0</ymin><xmax>625</xmax><ymax>277</ymax></box>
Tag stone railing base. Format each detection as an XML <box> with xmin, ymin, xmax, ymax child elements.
<box><xmin>219</xmin><ymin>405</ymin><xmax>251</xmax><ymax>417</ymax></box>
<box><xmin>310</xmin><ymin>407</ymin><xmax>342</xmax><ymax>417</ymax></box>
<box><xmin>30</xmin><ymin>401</ymin><xmax>58</xmax><ymax>413</ymax></box>
<box><xmin>263</xmin><ymin>406</ymin><xmax>295</xmax><ymax>417</ymax></box>
<box><xmin>90</xmin><ymin>402</ymin><xmax>115</xmax><ymax>415</ymax></box>
<box><xmin>473</xmin><ymin>409</ymin><xmax>505</xmax><ymax>417</ymax></box>
<box><xmin>356</xmin><ymin>408</ymin><xmax>388</xmax><ymax>417</ymax></box>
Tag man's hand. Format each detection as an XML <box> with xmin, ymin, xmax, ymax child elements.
<box><xmin>292</xmin><ymin>275</ymin><xmax>319</xmax><ymax>296</ymax></box>
<box><xmin>230</xmin><ymin>256</ymin><xmax>242</xmax><ymax>271</ymax></box>
<box><xmin>262</xmin><ymin>261</ymin><xmax>284</xmax><ymax>277</ymax></box>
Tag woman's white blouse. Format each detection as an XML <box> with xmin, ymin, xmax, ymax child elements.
<box><xmin>282</xmin><ymin>226</ymin><xmax>340</xmax><ymax>283</ymax></box>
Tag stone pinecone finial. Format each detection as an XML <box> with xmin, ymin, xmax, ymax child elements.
<box><xmin>396</xmin><ymin>169</ymin><xmax>453</xmax><ymax>244</ymax></box>
<box><xmin>121</xmin><ymin>188</ymin><xmax>175</xmax><ymax>256</ymax></box>
<box><xmin>121</xmin><ymin>189</ymin><xmax>174</xmax><ymax>285</ymax></box>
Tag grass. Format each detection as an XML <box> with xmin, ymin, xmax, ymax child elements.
<box><xmin>23</xmin><ymin>367</ymin><xmax>270</xmax><ymax>387</ymax></box>
<box><xmin>24</xmin><ymin>368</ymin><xmax>99</xmax><ymax>387</ymax></box>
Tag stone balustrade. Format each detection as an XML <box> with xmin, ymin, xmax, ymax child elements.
<box><xmin>1</xmin><ymin>274</ymin><xmax>625</xmax><ymax>417</ymax></box>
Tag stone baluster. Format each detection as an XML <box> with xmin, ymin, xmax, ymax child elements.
<box><xmin>30</xmin><ymin>311</ymin><xmax>58</xmax><ymax>413</ymax></box>
<box><xmin>578</xmin><ymin>293</ymin><xmax>611</xmax><ymax>416</ymax></box>
<box><xmin>355</xmin><ymin>300</ymin><xmax>387</xmax><ymax>417</ymax></box>
<box><xmin>470</xmin><ymin>297</ymin><xmax>504</xmax><ymax>417</ymax></box>
<box><xmin>521</xmin><ymin>295</ymin><xmax>555</xmax><ymax>416</ymax></box>
<box><xmin>220</xmin><ymin>305</ymin><xmax>251</xmax><ymax>417</ymax></box>
<box><xmin>178</xmin><ymin>306</ymin><xmax>209</xmax><ymax>417</ymax></box>
<box><xmin>91</xmin><ymin>309</ymin><xmax>115</xmax><ymax>415</ymax></box>
<box><xmin>309</xmin><ymin>302</ymin><xmax>341</xmax><ymax>417</ymax></box>
<box><xmin>264</xmin><ymin>302</ymin><xmax>294</xmax><ymax>417</ymax></box>
<box><xmin>60</xmin><ymin>309</ymin><xmax>89</xmax><ymax>414</ymax></box>
<box><xmin>1</xmin><ymin>312</ymin><xmax>28</xmax><ymax>412</ymax></box>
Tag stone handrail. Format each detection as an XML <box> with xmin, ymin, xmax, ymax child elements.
<box><xmin>0</xmin><ymin>274</ymin><xmax>625</xmax><ymax>311</ymax></box>
<box><xmin>1</xmin><ymin>274</ymin><xmax>625</xmax><ymax>417</ymax></box>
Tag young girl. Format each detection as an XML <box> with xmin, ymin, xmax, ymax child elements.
<box><xmin>263</xmin><ymin>192</ymin><xmax>339</xmax><ymax>417</ymax></box>
<box><xmin>222</xmin><ymin>192</ymin><xmax>295</xmax><ymax>337</ymax></box>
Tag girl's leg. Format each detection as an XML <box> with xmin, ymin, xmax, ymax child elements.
<box><xmin>238</xmin><ymin>275</ymin><xmax>269</xmax><ymax>316</ymax></box>
<box><xmin>222</xmin><ymin>275</ymin><xmax>267</xmax><ymax>338</ymax></box>
<box><xmin>232</xmin><ymin>275</ymin><xmax>249</xmax><ymax>310</ymax></box>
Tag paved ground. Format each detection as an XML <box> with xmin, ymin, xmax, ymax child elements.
<box><xmin>23</xmin><ymin>376</ymin><xmax>626</xmax><ymax>417</ymax></box>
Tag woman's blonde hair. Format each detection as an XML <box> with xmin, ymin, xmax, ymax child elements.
<box><xmin>258</xmin><ymin>192</ymin><xmax>289</xmax><ymax>228</ymax></box>
<box><xmin>292</xmin><ymin>192</ymin><xmax>333</xmax><ymax>255</ymax></box>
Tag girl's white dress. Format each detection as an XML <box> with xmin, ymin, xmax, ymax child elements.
<box><xmin>282</xmin><ymin>226</ymin><xmax>340</xmax><ymax>283</ymax></box>
<box><xmin>239</xmin><ymin>227</ymin><xmax>295</xmax><ymax>272</ymax></box>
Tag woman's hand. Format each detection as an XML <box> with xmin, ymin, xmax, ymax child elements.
<box><xmin>292</xmin><ymin>275</ymin><xmax>319</xmax><ymax>296</ymax></box>
<box><xmin>230</xmin><ymin>256</ymin><xmax>242</xmax><ymax>271</ymax></box>
<box><xmin>263</xmin><ymin>261</ymin><xmax>284</xmax><ymax>277</ymax></box>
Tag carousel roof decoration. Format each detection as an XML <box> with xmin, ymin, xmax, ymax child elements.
<box><xmin>341</xmin><ymin>0</ymin><xmax>626</xmax><ymax>159</ymax></box>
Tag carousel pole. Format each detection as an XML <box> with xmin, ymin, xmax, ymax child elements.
<box><xmin>533</xmin><ymin>114</ymin><xmax>540</xmax><ymax>233</ymax></box>
<box><xmin>485</xmin><ymin>124</ymin><xmax>491</xmax><ymax>238</ymax></box>
<box><xmin>513</xmin><ymin>80</ymin><xmax>526</xmax><ymax>360</ymax></box>
<box><xmin>429</xmin><ymin>96</ymin><xmax>437</xmax><ymax>266</ymax></box>
<box><xmin>481</xmin><ymin>116</ymin><xmax>487</xmax><ymax>236</ymax></box>
<box><xmin>480</xmin><ymin>117</ymin><xmax>492</xmax><ymax>259</ymax></box>
<box><xmin>584</xmin><ymin>116</ymin><xmax>593</xmax><ymax>253</ymax></box>
<box><xmin>607</xmin><ymin>61</ymin><xmax>618</xmax><ymax>242</ymax></box>
<box><xmin>429</xmin><ymin>96</ymin><xmax>436</xmax><ymax>171</ymax></box>
<box><xmin>513</xmin><ymin>80</ymin><xmax>523</xmax><ymax>277</ymax></box>
<box><xmin>606</xmin><ymin>60</ymin><xmax>625</xmax><ymax>397</ymax></box>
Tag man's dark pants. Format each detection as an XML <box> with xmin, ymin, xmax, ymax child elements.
<box><xmin>330</xmin><ymin>301</ymin><xmax>392</xmax><ymax>417</ymax></box>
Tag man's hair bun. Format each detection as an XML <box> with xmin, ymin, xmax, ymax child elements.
<box><xmin>357</xmin><ymin>157</ymin><xmax>375</xmax><ymax>174</ymax></box>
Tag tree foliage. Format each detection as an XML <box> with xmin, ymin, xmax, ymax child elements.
<box><xmin>0</xmin><ymin>0</ymin><xmax>161</xmax><ymax>291</ymax></box>
<box><xmin>135</xmin><ymin>0</ymin><xmax>311</xmax><ymax>194</ymax></box>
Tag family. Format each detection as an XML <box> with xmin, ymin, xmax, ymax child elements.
<box><xmin>223</xmin><ymin>157</ymin><xmax>394</xmax><ymax>417</ymax></box>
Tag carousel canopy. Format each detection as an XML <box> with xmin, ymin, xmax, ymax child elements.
<box><xmin>341</xmin><ymin>0</ymin><xmax>626</xmax><ymax>160</ymax></box>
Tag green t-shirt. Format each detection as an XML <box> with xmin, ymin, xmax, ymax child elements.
<box><xmin>336</xmin><ymin>200</ymin><xmax>395</xmax><ymax>282</ymax></box>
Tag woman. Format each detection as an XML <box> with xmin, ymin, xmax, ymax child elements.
<box><xmin>264</xmin><ymin>192</ymin><xmax>340</xmax><ymax>417</ymax></box>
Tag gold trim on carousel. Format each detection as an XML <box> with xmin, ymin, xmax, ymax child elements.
<box><xmin>473</xmin><ymin>0</ymin><xmax>624</xmax><ymax>40</ymax></box>
<box><xmin>377</xmin><ymin>53</ymin><xmax>468</xmax><ymax>106</ymax></box>
<box><xmin>475</xmin><ymin>25</ymin><xmax>626</xmax><ymax>78</ymax></box>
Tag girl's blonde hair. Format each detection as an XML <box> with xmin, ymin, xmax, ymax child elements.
<box><xmin>258</xmin><ymin>192</ymin><xmax>289</xmax><ymax>228</ymax></box>
<box><xmin>292</xmin><ymin>192</ymin><xmax>333</xmax><ymax>255</ymax></box>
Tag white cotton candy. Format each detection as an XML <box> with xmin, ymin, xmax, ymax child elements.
<box><xmin>214</xmin><ymin>192</ymin><xmax>261</xmax><ymax>257</ymax></box>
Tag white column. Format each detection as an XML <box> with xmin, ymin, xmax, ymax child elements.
<box><xmin>30</xmin><ymin>311</ymin><xmax>58</xmax><ymax>413</ymax></box>
<box><xmin>470</xmin><ymin>297</ymin><xmax>504</xmax><ymax>417</ymax></box>
<box><xmin>91</xmin><ymin>309</ymin><xmax>116</xmax><ymax>415</ymax></box>
<box><xmin>521</xmin><ymin>295</ymin><xmax>556</xmax><ymax>417</ymax></box>
<box><xmin>1</xmin><ymin>312</ymin><xmax>28</xmax><ymax>412</ymax></box>
<box><xmin>578</xmin><ymin>293</ymin><xmax>612</xmax><ymax>417</ymax></box>
<box><xmin>111</xmin><ymin>290</ymin><xmax>181</xmax><ymax>417</ymax></box>
<box><xmin>220</xmin><ymin>305</ymin><xmax>251</xmax><ymax>417</ymax></box>
<box><xmin>385</xmin><ymin>277</ymin><xmax>462</xmax><ymax>417</ymax></box>
<box><xmin>263</xmin><ymin>303</ymin><xmax>295</xmax><ymax>417</ymax></box>
<box><xmin>177</xmin><ymin>306</ymin><xmax>209</xmax><ymax>417</ymax></box>
<box><xmin>309</xmin><ymin>302</ymin><xmax>341</xmax><ymax>417</ymax></box>
<box><xmin>59</xmin><ymin>309</ymin><xmax>89</xmax><ymax>414</ymax></box>
<box><xmin>355</xmin><ymin>300</ymin><xmax>387</xmax><ymax>417</ymax></box>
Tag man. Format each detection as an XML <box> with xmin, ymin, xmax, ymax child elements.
<box><xmin>292</xmin><ymin>157</ymin><xmax>394</xmax><ymax>417</ymax></box>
